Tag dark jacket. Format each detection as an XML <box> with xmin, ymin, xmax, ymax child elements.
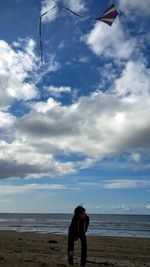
<box><xmin>69</xmin><ymin>215</ymin><xmax>89</xmax><ymax>236</ymax></box>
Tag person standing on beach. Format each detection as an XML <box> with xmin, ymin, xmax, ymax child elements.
<box><xmin>67</xmin><ymin>206</ymin><xmax>89</xmax><ymax>267</ymax></box>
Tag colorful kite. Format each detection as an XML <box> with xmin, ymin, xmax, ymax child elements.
<box><xmin>97</xmin><ymin>4</ymin><xmax>119</xmax><ymax>26</ymax></box>
<box><xmin>37</xmin><ymin>3</ymin><xmax>118</xmax><ymax>62</ymax></box>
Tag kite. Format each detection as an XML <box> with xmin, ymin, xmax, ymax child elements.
<box><xmin>37</xmin><ymin>3</ymin><xmax>118</xmax><ymax>62</ymax></box>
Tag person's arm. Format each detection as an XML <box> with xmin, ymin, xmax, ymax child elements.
<box><xmin>69</xmin><ymin>216</ymin><xmax>77</xmax><ymax>233</ymax></box>
<box><xmin>85</xmin><ymin>215</ymin><xmax>89</xmax><ymax>232</ymax></box>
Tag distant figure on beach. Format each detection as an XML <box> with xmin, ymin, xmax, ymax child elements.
<box><xmin>67</xmin><ymin>206</ymin><xmax>89</xmax><ymax>267</ymax></box>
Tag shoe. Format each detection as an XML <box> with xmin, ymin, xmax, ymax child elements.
<box><xmin>68</xmin><ymin>250</ymin><xmax>74</xmax><ymax>265</ymax></box>
<box><xmin>68</xmin><ymin>256</ymin><xmax>74</xmax><ymax>265</ymax></box>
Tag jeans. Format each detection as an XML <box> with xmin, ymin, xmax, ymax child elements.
<box><xmin>67</xmin><ymin>233</ymin><xmax>87</xmax><ymax>266</ymax></box>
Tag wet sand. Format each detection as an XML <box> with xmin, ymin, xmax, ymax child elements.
<box><xmin>0</xmin><ymin>231</ymin><xmax>150</xmax><ymax>267</ymax></box>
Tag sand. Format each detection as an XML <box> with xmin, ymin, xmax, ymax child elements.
<box><xmin>0</xmin><ymin>231</ymin><xmax>150</xmax><ymax>267</ymax></box>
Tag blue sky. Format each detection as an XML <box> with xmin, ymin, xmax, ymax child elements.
<box><xmin>0</xmin><ymin>0</ymin><xmax>150</xmax><ymax>214</ymax></box>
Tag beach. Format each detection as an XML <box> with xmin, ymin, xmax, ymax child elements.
<box><xmin>0</xmin><ymin>231</ymin><xmax>149</xmax><ymax>267</ymax></box>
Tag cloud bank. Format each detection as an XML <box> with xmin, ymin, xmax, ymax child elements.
<box><xmin>0</xmin><ymin>1</ymin><xmax>150</xmax><ymax>183</ymax></box>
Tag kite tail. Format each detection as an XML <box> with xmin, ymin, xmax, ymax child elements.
<box><xmin>38</xmin><ymin>5</ymin><xmax>85</xmax><ymax>62</ymax></box>
<box><xmin>37</xmin><ymin>3</ymin><xmax>118</xmax><ymax>62</ymax></box>
<box><xmin>39</xmin><ymin>17</ymin><xmax>43</xmax><ymax>63</ymax></box>
<box><xmin>36</xmin><ymin>5</ymin><xmax>58</xmax><ymax>62</ymax></box>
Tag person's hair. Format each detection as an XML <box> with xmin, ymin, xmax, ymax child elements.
<box><xmin>74</xmin><ymin>206</ymin><xmax>85</xmax><ymax>217</ymax></box>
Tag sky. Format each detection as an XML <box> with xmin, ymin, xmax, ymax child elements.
<box><xmin>0</xmin><ymin>0</ymin><xmax>150</xmax><ymax>214</ymax></box>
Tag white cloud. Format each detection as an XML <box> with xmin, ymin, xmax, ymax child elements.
<box><xmin>41</xmin><ymin>0</ymin><xmax>58</xmax><ymax>22</ymax></box>
<box><xmin>78</xmin><ymin>56</ymin><xmax>89</xmax><ymax>63</ymax></box>
<box><xmin>114</xmin><ymin>61</ymin><xmax>150</xmax><ymax>97</ymax></box>
<box><xmin>103</xmin><ymin>179</ymin><xmax>150</xmax><ymax>189</ymax></box>
<box><xmin>0</xmin><ymin>39</ymin><xmax>61</xmax><ymax>107</ymax></box>
<box><xmin>0</xmin><ymin>139</ymin><xmax>77</xmax><ymax>179</ymax></box>
<box><xmin>79</xmin><ymin>182</ymin><xmax>100</xmax><ymax>187</ymax></box>
<box><xmin>0</xmin><ymin>39</ymin><xmax>34</xmax><ymax>80</ymax></box>
<box><xmin>112</xmin><ymin>205</ymin><xmax>130</xmax><ymax>211</ymax></box>
<box><xmin>47</xmin><ymin>85</ymin><xmax>72</xmax><ymax>98</ymax></box>
<box><xmin>33</xmin><ymin>55</ymin><xmax>61</xmax><ymax>83</ymax></box>
<box><xmin>84</xmin><ymin>20</ymin><xmax>136</xmax><ymax>60</ymax></box>
<box><xmin>0</xmin><ymin>68</ymin><xmax>150</xmax><ymax>179</ymax></box>
<box><xmin>65</xmin><ymin>0</ymin><xmax>86</xmax><ymax>12</ymax></box>
<box><xmin>146</xmin><ymin>205</ymin><xmax>150</xmax><ymax>209</ymax></box>
<box><xmin>0</xmin><ymin>39</ymin><xmax>37</xmax><ymax>107</ymax></box>
<box><xmin>0</xmin><ymin>111</ymin><xmax>15</xmax><ymax>128</ymax></box>
<box><xmin>130</xmin><ymin>153</ymin><xmax>141</xmax><ymax>162</ymax></box>
<box><xmin>76</xmin><ymin>158</ymin><xmax>98</xmax><ymax>169</ymax></box>
<box><xmin>29</xmin><ymin>97</ymin><xmax>61</xmax><ymax>113</ymax></box>
<box><xmin>119</xmin><ymin>0</ymin><xmax>150</xmax><ymax>16</ymax></box>
<box><xmin>88</xmin><ymin>203</ymin><xmax>150</xmax><ymax>214</ymax></box>
<box><xmin>0</xmin><ymin>111</ymin><xmax>16</xmax><ymax>142</ymax></box>
<box><xmin>0</xmin><ymin>31</ymin><xmax>150</xmax><ymax>179</ymax></box>
<box><xmin>16</xmin><ymin>84</ymin><xmax>150</xmax><ymax>158</ymax></box>
<box><xmin>0</xmin><ymin>183</ymin><xmax>67</xmax><ymax>195</ymax></box>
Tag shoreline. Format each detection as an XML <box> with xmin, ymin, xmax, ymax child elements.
<box><xmin>0</xmin><ymin>228</ymin><xmax>150</xmax><ymax>239</ymax></box>
<box><xmin>0</xmin><ymin>231</ymin><xmax>150</xmax><ymax>267</ymax></box>
<box><xmin>0</xmin><ymin>229</ymin><xmax>150</xmax><ymax>239</ymax></box>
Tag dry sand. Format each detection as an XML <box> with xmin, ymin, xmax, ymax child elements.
<box><xmin>0</xmin><ymin>231</ymin><xmax>150</xmax><ymax>267</ymax></box>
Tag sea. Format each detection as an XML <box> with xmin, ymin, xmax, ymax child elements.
<box><xmin>0</xmin><ymin>213</ymin><xmax>149</xmax><ymax>238</ymax></box>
